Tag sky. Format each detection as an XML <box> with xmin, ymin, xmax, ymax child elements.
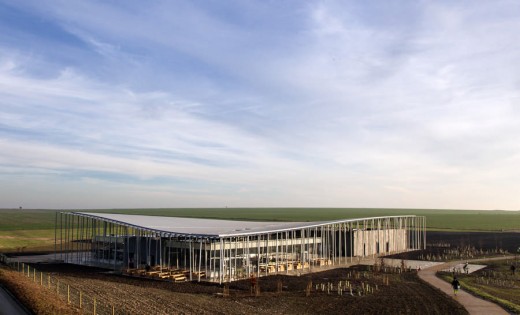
<box><xmin>1</xmin><ymin>1</ymin><xmax>519</xmax><ymax>210</ymax></box>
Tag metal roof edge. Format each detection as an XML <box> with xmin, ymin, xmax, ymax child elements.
<box><xmin>219</xmin><ymin>215</ymin><xmax>421</xmax><ymax>237</ymax></box>
<box><xmin>63</xmin><ymin>211</ymin><xmax>422</xmax><ymax>239</ymax></box>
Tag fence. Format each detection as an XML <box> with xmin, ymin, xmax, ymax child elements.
<box><xmin>0</xmin><ymin>253</ymin><xmax>126</xmax><ymax>315</ymax></box>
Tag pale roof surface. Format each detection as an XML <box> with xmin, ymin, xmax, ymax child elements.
<box><xmin>77</xmin><ymin>212</ymin><xmax>414</xmax><ymax>237</ymax></box>
<box><xmin>78</xmin><ymin>212</ymin><xmax>311</xmax><ymax>237</ymax></box>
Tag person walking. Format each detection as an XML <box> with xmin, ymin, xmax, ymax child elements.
<box><xmin>452</xmin><ymin>276</ymin><xmax>461</xmax><ymax>296</ymax></box>
<box><xmin>250</xmin><ymin>273</ymin><xmax>257</xmax><ymax>295</ymax></box>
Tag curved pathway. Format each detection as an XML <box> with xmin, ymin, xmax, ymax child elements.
<box><xmin>418</xmin><ymin>256</ymin><xmax>513</xmax><ymax>315</ymax></box>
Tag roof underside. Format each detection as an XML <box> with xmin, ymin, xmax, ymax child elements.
<box><xmin>75</xmin><ymin>212</ymin><xmax>415</xmax><ymax>238</ymax></box>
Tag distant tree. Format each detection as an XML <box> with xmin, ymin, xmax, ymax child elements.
<box><xmin>19</xmin><ymin>206</ymin><xmax>22</xmax><ymax>210</ymax></box>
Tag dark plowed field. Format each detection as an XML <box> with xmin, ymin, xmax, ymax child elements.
<box><xmin>31</xmin><ymin>263</ymin><xmax>467</xmax><ymax>315</ymax></box>
<box><xmin>19</xmin><ymin>231</ymin><xmax>516</xmax><ymax>314</ymax></box>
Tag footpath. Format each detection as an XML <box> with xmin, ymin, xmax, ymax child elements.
<box><xmin>418</xmin><ymin>256</ymin><xmax>513</xmax><ymax>315</ymax></box>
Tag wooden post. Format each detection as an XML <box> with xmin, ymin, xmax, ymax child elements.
<box><xmin>79</xmin><ymin>291</ymin><xmax>82</xmax><ymax>309</ymax></box>
<box><xmin>57</xmin><ymin>280</ymin><xmax>59</xmax><ymax>295</ymax></box>
<box><xmin>67</xmin><ymin>285</ymin><xmax>70</xmax><ymax>304</ymax></box>
<box><xmin>33</xmin><ymin>268</ymin><xmax>36</xmax><ymax>282</ymax></box>
<box><xmin>48</xmin><ymin>275</ymin><xmax>51</xmax><ymax>288</ymax></box>
<box><xmin>93</xmin><ymin>297</ymin><xmax>96</xmax><ymax>315</ymax></box>
<box><xmin>40</xmin><ymin>272</ymin><xmax>43</xmax><ymax>285</ymax></box>
<box><xmin>112</xmin><ymin>305</ymin><xmax>115</xmax><ymax>315</ymax></box>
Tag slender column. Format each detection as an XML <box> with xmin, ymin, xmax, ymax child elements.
<box><xmin>327</xmin><ymin>224</ymin><xmax>336</xmax><ymax>265</ymax></box>
<box><xmin>59</xmin><ymin>212</ymin><xmax>63</xmax><ymax>261</ymax></box>
<box><xmin>416</xmin><ymin>217</ymin><xmax>419</xmax><ymax>249</ymax></box>
<box><xmin>63</xmin><ymin>213</ymin><xmax>67</xmax><ymax>262</ymax></box>
<box><xmin>137</xmin><ymin>229</ymin><xmax>141</xmax><ymax>269</ymax></box>
<box><xmin>305</xmin><ymin>228</ymin><xmax>309</xmax><ymax>269</ymax></box>
<box><xmin>54</xmin><ymin>212</ymin><xmax>57</xmax><ymax>260</ymax></box>
<box><xmin>423</xmin><ymin>217</ymin><xmax>427</xmax><ymax>249</ymax></box>
<box><xmin>69</xmin><ymin>213</ymin><xmax>72</xmax><ymax>262</ymax></box>
<box><xmin>82</xmin><ymin>216</ymin><xmax>86</xmax><ymax>264</ymax></box>
<box><xmin>349</xmin><ymin>222</ymin><xmax>352</xmax><ymax>263</ymax></box>
<box><xmin>256</xmin><ymin>235</ymin><xmax>259</xmax><ymax>278</ymax></box>
<box><xmin>275</xmin><ymin>233</ymin><xmax>279</xmax><ymax>274</ymax></box>
<box><xmin>320</xmin><ymin>226</ymin><xmax>323</xmax><ymax>260</ymax></box>
<box><xmin>229</xmin><ymin>238</ymin><xmax>233</xmax><ymax>281</ymax></box>
<box><xmin>265</xmin><ymin>234</ymin><xmax>269</xmax><ymax>277</ymax></box>
<box><xmin>147</xmin><ymin>231</ymin><xmax>151</xmax><ymax>266</ymax></box>
<box><xmin>204</xmin><ymin>239</ymin><xmax>208</xmax><ymax>280</ymax></box>
<box><xmin>210</xmin><ymin>241</ymin><xmax>214</xmax><ymax>281</ymax></box>
<box><xmin>85</xmin><ymin>216</ymin><xmax>89</xmax><ymax>263</ymax></box>
<box><xmin>74</xmin><ymin>215</ymin><xmax>81</xmax><ymax>263</ymax></box>
<box><xmin>291</xmin><ymin>231</ymin><xmax>294</xmax><ymax>261</ymax></box>
<box><xmin>374</xmin><ymin>218</ymin><xmax>377</xmax><ymax>257</ymax></box>
<box><xmin>234</xmin><ymin>237</ymin><xmax>238</xmax><ymax>280</ymax></box>
<box><xmin>343</xmin><ymin>223</ymin><xmax>347</xmax><ymax>264</ymax></box>
<box><xmin>101</xmin><ymin>221</ymin><xmax>106</xmax><ymax>263</ymax></box>
<box><xmin>80</xmin><ymin>215</ymin><xmax>84</xmax><ymax>262</ymax></box>
<box><xmin>188</xmin><ymin>237</ymin><xmax>192</xmax><ymax>281</ymax></box>
<box><xmin>219</xmin><ymin>238</ymin><xmax>224</xmax><ymax>284</ymax></box>
<box><xmin>74</xmin><ymin>214</ymin><xmax>78</xmax><ymax>261</ymax></box>
<box><xmin>313</xmin><ymin>227</ymin><xmax>317</xmax><ymax>268</ymax></box>
<box><xmin>334</xmin><ymin>224</ymin><xmax>337</xmax><ymax>264</ymax></box>
<box><xmin>213</xmin><ymin>240</ymin><xmax>217</xmax><ymax>281</ymax></box>
<box><xmin>92</xmin><ymin>218</ymin><xmax>96</xmax><ymax>264</ymax></box>
<box><xmin>198</xmin><ymin>238</ymin><xmax>203</xmax><ymax>281</ymax></box>
<box><xmin>395</xmin><ymin>217</ymin><xmax>398</xmax><ymax>251</ymax></box>
<box><xmin>301</xmin><ymin>228</ymin><xmax>305</xmax><ymax>267</ymax></box>
<box><xmin>66</xmin><ymin>213</ymin><xmax>70</xmax><ymax>262</ymax></box>
<box><xmin>69</xmin><ymin>214</ymin><xmax>73</xmax><ymax>263</ymax></box>
<box><xmin>167</xmin><ymin>235</ymin><xmax>171</xmax><ymax>269</ymax></box>
<box><xmin>110</xmin><ymin>223</ymin><xmax>117</xmax><ymax>271</ymax></box>
<box><xmin>285</xmin><ymin>231</ymin><xmax>289</xmax><ymax>274</ymax></box>
<box><xmin>227</xmin><ymin>238</ymin><xmax>231</xmax><ymax>281</ymax></box>
<box><xmin>79</xmin><ymin>216</ymin><xmax>83</xmax><ymax>263</ymax></box>
<box><xmin>357</xmin><ymin>220</ymin><xmax>361</xmax><ymax>257</ymax></box>
<box><xmin>246</xmin><ymin>236</ymin><xmax>250</xmax><ymax>276</ymax></box>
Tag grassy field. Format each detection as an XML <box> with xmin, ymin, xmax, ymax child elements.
<box><xmin>439</xmin><ymin>259</ymin><xmax>520</xmax><ymax>314</ymax></box>
<box><xmin>0</xmin><ymin>208</ymin><xmax>518</xmax><ymax>251</ymax></box>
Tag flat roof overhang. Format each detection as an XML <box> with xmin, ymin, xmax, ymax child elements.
<box><xmin>70</xmin><ymin>212</ymin><xmax>418</xmax><ymax>238</ymax></box>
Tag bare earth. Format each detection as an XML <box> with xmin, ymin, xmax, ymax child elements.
<box><xmin>28</xmin><ymin>263</ymin><xmax>468</xmax><ymax>315</ymax></box>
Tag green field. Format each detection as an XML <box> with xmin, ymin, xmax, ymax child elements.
<box><xmin>439</xmin><ymin>259</ymin><xmax>520</xmax><ymax>314</ymax></box>
<box><xmin>0</xmin><ymin>208</ymin><xmax>518</xmax><ymax>251</ymax></box>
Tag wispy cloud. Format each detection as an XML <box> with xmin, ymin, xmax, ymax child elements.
<box><xmin>1</xmin><ymin>0</ymin><xmax>519</xmax><ymax>209</ymax></box>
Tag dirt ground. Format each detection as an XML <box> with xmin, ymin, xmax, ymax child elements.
<box><xmin>9</xmin><ymin>231</ymin><xmax>517</xmax><ymax>315</ymax></box>
<box><xmin>0</xmin><ymin>266</ymin><xmax>76</xmax><ymax>315</ymax></box>
<box><xmin>29</xmin><ymin>263</ymin><xmax>467</xmax><ymax>315</ymax></box>
<box><xmin>388</xmin><ymin>231</ymin><xmax>519</xmax><ymax>261</ymax></box>
<box><xmin>426</xmin><ymin>231</ymin><xmax>519</xmax><ymax>252</ymax></box>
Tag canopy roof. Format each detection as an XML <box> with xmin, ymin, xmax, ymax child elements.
<box><xmin>75</xmin><ymin>212</ymin><xmax>415</xmax><ymax>238</ymax></box>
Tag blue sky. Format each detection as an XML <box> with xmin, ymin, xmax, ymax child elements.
<box><xmin>1</xmin><ymin>1</ymin><xmax>519</xmax><ymax>210</ymax></box>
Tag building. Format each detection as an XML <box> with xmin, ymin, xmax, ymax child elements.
<box><xmin>55</xmin><ymin>212</ymin><xmax>426</xmax><ymax>283</ymax></box>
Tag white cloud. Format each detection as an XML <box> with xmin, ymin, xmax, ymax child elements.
<box><xmin>1</xmin><ymin>1</ymin><xmax>520</xmax><ymax>209</ymax></box>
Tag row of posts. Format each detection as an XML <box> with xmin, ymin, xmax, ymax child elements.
<box><xmin>5</xmin><ymin>258</ymin><xmax>117</xmax><ymax>315</ymax></box>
